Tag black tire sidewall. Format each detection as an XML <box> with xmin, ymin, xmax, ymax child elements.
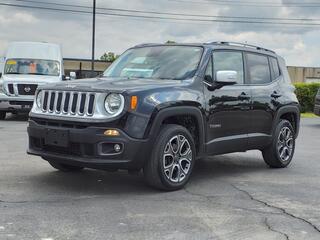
<box><xmin>154</xmin><ymin>125</ymin><xmax>196</xmax><ymax>190</ymax></box>
<box><xmin>272</xmin><ymin>120</ymin><xmax>295</xmax><ymax>167</ymax></box>
<box><xmin>0</xmin><ymin>111</ymin><xmax>6</xmax><ymax>120</ymax></box>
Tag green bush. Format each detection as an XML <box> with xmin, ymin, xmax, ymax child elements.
<box><xmin>294</xmin><ymin>82</ymin><xmax>320</xmax><ymax>113</ymax></box>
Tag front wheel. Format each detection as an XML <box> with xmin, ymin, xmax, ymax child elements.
<box><xmin>262</xmin><ymin>120</ymin><xmax>295</xmax><ymax>168</ymax></box>
<box><xmin>0</xmin><ymin>111</ymin><xmax>6</xmax><ymax>120</ymax></box>
<box><xmin>144</xmin><ymin>124</ymin><xmax>196</xmax><ymax>191</ymax></box>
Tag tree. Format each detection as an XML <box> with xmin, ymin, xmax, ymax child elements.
<box><xmin>100</xmin><ymin>52</ymin><xmax>118</xmax><ymax>62</ymax></box>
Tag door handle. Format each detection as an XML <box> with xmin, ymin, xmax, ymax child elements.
<box><xmin>271</xmin><ymin>91</ymin><xmax>282</xmax><ymax>99</ymax></box>
<box><xmin>238</xmin><ymin>92</ymin><xmax>250</xmax><ymax>101</ymax></box>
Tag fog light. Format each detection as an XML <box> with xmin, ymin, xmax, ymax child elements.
<box><xmin>114</xmin><ymin>144</ymin><xmax>121</xmax><ymax>152</ymax></box>
<box><xmin>104</xmin><ymin>129</ymin><xmax>120</xmax><ymax>136</ymax></box>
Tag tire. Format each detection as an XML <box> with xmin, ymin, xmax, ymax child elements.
<box><xmin>144</xmin><ymin>124</ymin><xmax>196</xmax><ymax>191</ymax></box>
<box><xmin>44</xmin><ymin>158</ymin><xmax>84</xmax><ymax>172</ymax></box>
<box><xmin>262</xmin><ymin>120</ymin><xmax>295</xmax><ymax>168</ymax></box>
<box><xmin>0</xmin><ymin>111</ymin><xmax>6</xmax><ymax>120</ymax></box>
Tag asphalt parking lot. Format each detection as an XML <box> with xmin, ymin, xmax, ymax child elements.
<box><xmin>0</xmin><ymin>114</ymin><xmax>320</xmax><ymax>240</ymax></box>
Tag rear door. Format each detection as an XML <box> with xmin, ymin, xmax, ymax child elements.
<box><xmin>245</xmin><ymin>53</ymin><xmax>282</xmax><ymax>149</ymax></box>
<box><xmin>204</xmin><ymin>50</ymin><xmax>251</xmax><ymax>155</ymax></box>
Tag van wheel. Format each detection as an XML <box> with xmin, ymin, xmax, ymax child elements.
<box><xmin>44</xmin><ymin>158</ymin><xmax>84</xmax><ymax>172</ymax></box>
<box><xmin>0</xmin><ymin>111</ymin><xmax>6</xmax><ymax>120</ymax></box>
<box><xmin>262</xmin><ymin>120</ymin><xmax>295</xmax><ymax>168</ymax></box>
<box><xmin>144</xmin><ymin>124</ymin><xmax>196</xmax><ymax>191</ymax></box>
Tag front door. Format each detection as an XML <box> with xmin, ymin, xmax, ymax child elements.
<box><xmin>204</xmin><ymin>50</ymin><xmax>251</xmax><ymax>155</ymax></box>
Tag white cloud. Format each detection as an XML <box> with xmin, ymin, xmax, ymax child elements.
<box><xmin>0</xmin><ymin>0</ymin><xmax>319</xmax><ymax>66</ymax></box>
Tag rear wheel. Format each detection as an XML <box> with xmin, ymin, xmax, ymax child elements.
<box><xmin>44</xmin><ymin>158</ymin><xmax>84</xmax><ymax>172</ymax></box>
<box><xmin>0</xmin><ymin>111</ymin><xmax>6</xmax><ymax>120</ymax></box>
<box><xmin>262</xmin><ymin>120</ymin><xmax>295</xmax><ymax>168</ymax></box>
<box><xmin>144</xmin><ymin>124</ymin><xmax>196</xmax><ymax>191</ymax></box>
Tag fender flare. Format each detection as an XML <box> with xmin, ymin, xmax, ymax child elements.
<box><xmin>273</xmin><ymin>105</ymin><xmax>300</xmax><ymax>138</ymax></box>
<box><xmin>146</xmin><ymin>106</ymin><xmax>206</xmax><ymax>155</ymax></box>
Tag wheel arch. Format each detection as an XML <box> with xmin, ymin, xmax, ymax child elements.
<box><xmin>273</xmin><ymin>105</ymin><xmax>300</xmax><ymax>138</ymax></box>
<box><xmin>146</xmin><ymin>106</ymin><xmax>206</xmax><ymax>156</ymax></box>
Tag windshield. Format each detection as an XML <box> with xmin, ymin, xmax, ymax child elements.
<box><xmin>4</xmin><ymin>58</ymin><xmax>60</xmax><ymax>76</ymax></box>
<box><xmin>103</xmin><ymin>46</ymin><xmax>203</xmax><ymax>80</ymax></box>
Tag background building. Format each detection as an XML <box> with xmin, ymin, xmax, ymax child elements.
<box><xmin>287</xmin><ymin>66</ymin><xmax>320</xmax><ymax>83</ymax></box>
<box><xmin>63</xmin><ymin>58</ymin><xmax>111</xmax><ymax>79</ymax></box>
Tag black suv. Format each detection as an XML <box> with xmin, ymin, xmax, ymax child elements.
<box><xmin>27</xmin><ymin>42</ymin><xmax>300</xmax><ymax>190</ymax></box>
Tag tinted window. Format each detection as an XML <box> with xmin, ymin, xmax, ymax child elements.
<box><xmin>103</xmin><ymin>46</ymin><xmax>203</xmax><ymax>80</ymax></box>
<box><xmin>270</xmin><ymin>57</ymin><xmax>281</xmax><ymax>80</ymax></box>
<box><xmin>205</xmin><ymin>57</ymin><xmax>213</xmax><ymax>82</ymax></box>
<box><xmin>213</xmin><ymin>51</ymin><xmax>244</xmax><ymax>84</ymax></box>
<box><xmin>246</xmin><ymin>53</ymin><xmax>271</xmax><ymax>84</ymax></box>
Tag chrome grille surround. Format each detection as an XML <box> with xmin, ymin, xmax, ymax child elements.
<box><xmin>31</xmin><ymin>90</ymin><xmax>116</xmax><ymax>121</ymax></box>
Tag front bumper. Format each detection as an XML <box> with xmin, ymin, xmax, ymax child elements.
<box><xmin>0</xmin><ymin>93</ymin><xmax>33</xmax><ymax>112</ymax></box>
<box><xmin>314</xmin><ymin>104</ymin><xmax>320</xmax><ymax>116</ymax></box>
<box><xmin>27</xmin><ymin>119</ymin><xmax>151</xmax><ymax>170</ymax></box>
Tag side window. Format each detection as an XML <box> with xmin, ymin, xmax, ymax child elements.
<box><xmin>204</xmin><ymin>57</ymin><xmax>213</xmax><ymax>82</ymax></box>
<box><xmin>270</xmin><ymin>57</ymin><xmax>281</xmax><ymax>80</ymax></box>
<box><xmin>246</xmin><ymin>53</ymin><xmax>271</xmax><ymax>84</ymax></box>
<box><xmin>213</xmin><ymin>51</ymin><xmax>244</xmax><ymax>84</ymax></box>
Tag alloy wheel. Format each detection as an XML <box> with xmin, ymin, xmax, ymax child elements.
<box><xmin>163</xmin><ymin>135</ymin><xmax>193</xmax><ymax>183</ymax></box>
<box><xmin>277</xmin><ymin>126</ymin><xmax>294</xmax><ymax>162</ymax></box>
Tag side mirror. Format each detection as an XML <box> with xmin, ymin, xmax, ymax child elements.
<box><xmin>70</xmin><ymin>71</ymin><xmax>76</xmax><ymax>80</ymax></box>
<box><xmin>0</xmin><ymin>72</ymin><xmax>2</xmax><ymax>78</ymax></box>
<box><xmin>216</xmin><ymin>71</ymin><xmax>237</xmax><ymax>85</ymax></box>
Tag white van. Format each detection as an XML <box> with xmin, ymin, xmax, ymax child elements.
<box><xmin>0</xmin><ymin>42</ymin><xmax>65</xmax><ymax>119</ymax></box>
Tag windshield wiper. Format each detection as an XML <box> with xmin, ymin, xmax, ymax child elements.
<box><xmin>5</xmin><ymin>72</ymin><xmax>22</xmax><ymax>74</ymax></box>
<box><xmin>28</xmin><ymin>73</ymin><xmax>46</xmax><ymax>75</ymax></box>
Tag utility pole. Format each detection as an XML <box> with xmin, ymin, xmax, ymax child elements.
<box><xmin>91</xmin><ymin>0</ymin><xmax>96</xmax><ymax>76</ymax></box>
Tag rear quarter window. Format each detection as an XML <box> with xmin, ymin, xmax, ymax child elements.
<box><xmin>270</xmin><ymin>57</ymin><xmax>281</xmax><ymax>80</ymax></box>
<box><xmin>246</xmin><ymin>53</ymin><xmax>271</xmax><ymax>84</ymax></box>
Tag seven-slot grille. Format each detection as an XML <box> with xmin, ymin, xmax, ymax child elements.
<box><xmin>41</xmin><ymin>90</ymin><xmax>95</xmax><ymax>116</ymax></box>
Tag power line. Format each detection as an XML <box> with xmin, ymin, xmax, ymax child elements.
<box><xmin>168</xmin><ymin>0</ymin><xmax>320</xmax><ymax>7</ymax></box>
<box><xmin>10</xmin><ymin>0</ymin><xmax>320</xmax><ymax>22</ymax></box>
<box><xmin>1</xmin><ymin>2</ymin><xmax>320</xmax><ymax>27</ymax></box>
<box><xmin>190</xmin><ymin>0</ymin><xmax>320</xmax><ymax>5</ymax></box>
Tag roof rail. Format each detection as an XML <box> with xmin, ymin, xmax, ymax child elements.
<box><xmin>210</xmin><ymin>41</ymin><xmax>275</xmax><ymax>54</ymax></box>
<box><xmin>134</xmin><ymin>43</ymin><xmax>159</xmax><ymax>48</ymax></box>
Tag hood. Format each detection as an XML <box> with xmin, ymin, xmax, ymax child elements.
<box><xmin>41</xmin><ymin>77</ymin><xmax>191</xmax><ymax>93</ymax></box>
<box><xmin>2</xmin><ymin>74</ymin><xmax>61</xmax><ymax>84</ymax></box>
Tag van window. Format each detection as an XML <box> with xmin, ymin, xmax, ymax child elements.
<box><xmin>213</xmin><ymin>51</ymin><xmax>244</xmax><ymax>84</ymax></box>
<box><xmin>4</xmin><ymin>59</ymin><xmax>60</xmax><ymax>76</ymax></box>
<box><xmin>270</xmin><ymin>57</ymin><xmax>281</xmax><ymax>80</ymax></box>
<box><xmin>246</xmin><ymin>53</ymin><xmax>271</xmax><ymax>84</ymax></box>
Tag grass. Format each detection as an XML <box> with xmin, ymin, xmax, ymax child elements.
<box><xmin>301</xmin><ymin>112</ymin><xmax>318</xmax><ymax>118</ymax></box>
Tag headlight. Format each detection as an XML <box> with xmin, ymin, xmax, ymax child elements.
<box><xmin>36</xmin><ymin>90</ymin><xmax>42</xmax><ymax>108</ymax></box>
<box><xmin>104</xmin><ymin>93</ymin><xmax>124</xmax><ymax>116</ymax></box>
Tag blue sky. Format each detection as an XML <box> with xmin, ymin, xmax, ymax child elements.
<box><xmin>0</xmin><ymin>0</ymin><xmax>320</xmax><ymax>67</ymax></box>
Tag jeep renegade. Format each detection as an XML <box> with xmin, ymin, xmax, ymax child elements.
<box><xmin>27</xmin><ymin>42</ymin><xmax>300</xmax><ymax>191</ymax></box>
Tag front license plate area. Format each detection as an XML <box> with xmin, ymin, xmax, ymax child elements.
<box><xmin>45</xmin><ymin>129</ymin><xmax>69</xmax><ymax>147</ymax></box>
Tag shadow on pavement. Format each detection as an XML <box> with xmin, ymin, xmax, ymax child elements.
<box><xmin>26</xmin><ymin>153</ymin><xmax>269</xmax><ymax>195</ymax></box>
